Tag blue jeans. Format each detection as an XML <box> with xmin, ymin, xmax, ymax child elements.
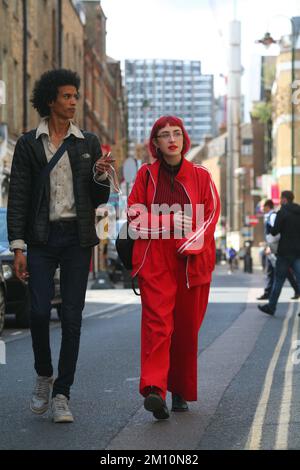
<box><xmin>264</xmin><ymin>257</ymin><xmax>300</xmax><ymax>296</ymax></box>
<box><xmin>268</xmin><ymin>256</ymin><xmax>300</xmax><ymax>312</ymax></box>
<box><xmin>27</xmin><ymin>220</ymin><xmax>92</xmax><ymax>399</ymax></box>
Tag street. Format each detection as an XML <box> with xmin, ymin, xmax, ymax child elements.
<box><xmin>1</xmin><ymin>265</ymin><xmax>300</xmax><ymax>450</ymax></box>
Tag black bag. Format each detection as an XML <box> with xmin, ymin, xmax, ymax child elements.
<box><xmin>115</xmin><ymin>222</ymin><xmax>134</xmax><ymax>270</ymax></box>
<box><xmin>116</xmin><ymin>168</ymin><xmax>150</xmax><ymax>289</ymax></box>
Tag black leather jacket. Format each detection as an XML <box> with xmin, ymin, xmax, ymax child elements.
<box><xmin>269</xmin><ymin>203</ymin><xmax>300</xmax><ymax>257</ymax></box>
<box><xmin>7</xmin><ymin>129</ymin><xmax>110</xmax><ymax>248</ymax></box>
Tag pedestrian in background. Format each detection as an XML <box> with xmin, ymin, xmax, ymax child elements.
<box><xmin>258</xmin><ymin>191</ymin><xmax>300</xmax><ymax>316</ymax></box>
<box><xmin>127</xmin><ymin>116</ymin><xmax>220</xmax><ymax>419</ymax></box>
<box><xmin>226</xmin><ymin>246</ymin><xmax>237</xmax><ymax>274</ymax></box>
<box><xmin>7</xmin><ymin>69</ymin><xmax>111</xmax><ymax>423</ymax></box>
<box><xmin>257</xmin><ymin>199</ymin><xmax>299</xmax><ymax>301</ymax></box>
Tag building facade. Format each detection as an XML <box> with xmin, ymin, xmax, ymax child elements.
<box><xmin>125</xmin><ymin>59</ymin><xmax>214</xmax><ymax>147</ymax></box>
<box><xmin>272</xmin><ymin>22</ymin><xmax>300</xmax><ymax>201</ymax></box>
<box><xmin>0</xmin><ymin>0</ymin><xmax>127</xmax><ymax>209</ymax></box>
<box><xmin>83</xmin><ymin>0</ymin><xmax>127</xmax><ymax>173</ymax></box>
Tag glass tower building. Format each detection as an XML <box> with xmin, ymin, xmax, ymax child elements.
<box><xmin>125</xmin><ymin>59</ymin><xmax>214</xmax><ymax>146</ymax></box>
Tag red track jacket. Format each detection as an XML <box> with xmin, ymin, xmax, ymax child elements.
<box><xmin>127</xmin><ymin>158</ymin><xmax>221</xmax><ymax>288</ymax></box>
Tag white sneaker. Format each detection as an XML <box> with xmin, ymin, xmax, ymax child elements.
<box><xmin>30</xmin><ymin>376</ymin><xmax>54</xmax><ymax>414</ymax></box>
<box><xmin>51</xmin><ymin>394</ymin><xmax>74</xmax><ymax>423</ymax></box>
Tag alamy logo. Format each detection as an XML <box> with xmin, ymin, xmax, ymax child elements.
<box><xmin>0</xmin><ymin>340</ymin><xmax>6</xmax><ymax>365</ymax></box>
<box><xmin>0</xmin><ymin>80</ymin><xmax>6</xmax><ymax>105</ymax></box>
<box><xmin>291</xmin><ymin>340</ymin><xmax>300</xmax><ymax>365</ymax></box>
<box><xmin>292</xmin><ymin>80</ymin><xmax>300</xmax><ymax>105</ymax></box>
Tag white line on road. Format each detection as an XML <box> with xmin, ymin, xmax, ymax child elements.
<box><xmin>275</xmin><ymin>305</ymin><xmax>299</xmax><ymax>449</ymax></box>
<box><xmin>245</xmin><ymin>302</ymin><xmax>294</xmax><ymax>450</ymax></box>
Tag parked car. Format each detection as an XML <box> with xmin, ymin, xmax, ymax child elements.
<box><xmin>0</xmin><ymin>208</ymin><xmax>62</xmax><ymax>333</ymax></box>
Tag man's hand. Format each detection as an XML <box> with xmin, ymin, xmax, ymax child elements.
<box><xmin>95</xmin><ymin>153</ymin><xmax>116</xmax><ymax>175</ymax></box>
<box><xmin>13</xmin><ymin>250</ymin><xmax>29</xmax><ymax>282</ymax></box>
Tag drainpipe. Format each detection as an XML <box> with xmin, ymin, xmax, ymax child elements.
<box><xmin>22</xmin><ymin>0</ymin><xmax>28</xmax><ymax>133</ymax></box>
<box><xmin>58</xmin><ymin>0</ymin><xmax>63</xmax><ymax>67</ymax></box>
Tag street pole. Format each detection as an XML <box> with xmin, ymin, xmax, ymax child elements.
<box><xmin>291</xmin><ymin>18</ymin><xmax>295</xmax><ymax>193</ymax></box>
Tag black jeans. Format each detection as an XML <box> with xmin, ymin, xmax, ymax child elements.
<box><xmin>27</xmin><ymin>220</ymin><xmax>92</xmax><ymax>399</ymax></box>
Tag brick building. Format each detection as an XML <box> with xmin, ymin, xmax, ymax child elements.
<box><xmin>0</xmin><ymin>0</ymin><xmax>127</xmax><ymax>209</ymax></box>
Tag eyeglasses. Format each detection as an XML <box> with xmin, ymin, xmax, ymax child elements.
<box><xmin>156</xmin><ymin>131</ymin><xmax>183</xmax><ymax>140</ymax></box>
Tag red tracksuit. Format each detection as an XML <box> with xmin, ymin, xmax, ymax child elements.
<box><xmin>128</xmin><ymin>157</ymin><xmax>220</xmax><ymax>401</ymax></box>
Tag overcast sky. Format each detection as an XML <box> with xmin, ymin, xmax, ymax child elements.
<box><xmin>100</xmin><ymin>0</ymin><xmax>300</xmax><ymax>119</ymax></box>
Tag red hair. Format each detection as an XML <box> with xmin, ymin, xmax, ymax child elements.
<box><xmin>149</xmin><ymin>115</ymin><xmax>191</xmax><ymax>159</ymax></box>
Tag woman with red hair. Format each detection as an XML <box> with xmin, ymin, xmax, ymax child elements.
<box><xmin>128</xmin><ymin>116</ymin><xmax>220</xmax><ymax>420</ymax></box>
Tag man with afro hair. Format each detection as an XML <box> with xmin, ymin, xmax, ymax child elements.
<box><xmin>7</xmin><ymin>69</ymin><xmax>113</xmax><ymax>423</ymax></box>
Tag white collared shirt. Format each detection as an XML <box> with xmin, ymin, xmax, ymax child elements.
<box><xmin>10</xmin><ymin>118</ymin><xmax>84</xmax><ymax>251</ymax></box>
<box><xmin>37</xmin><ymin>117</ymin><xmax>84</xmax><ymax>222</ymax></box>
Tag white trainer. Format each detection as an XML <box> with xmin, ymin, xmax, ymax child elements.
<box><xmin>30</xmin><ymin>376</ymin><xmax>54</xmax><ymax>414</ymax></box>
<box><xmin>51</xmin><ymin>394</ymin><xmax>74</xmax><ymax>423</ymax></box>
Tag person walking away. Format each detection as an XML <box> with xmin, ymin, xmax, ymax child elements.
<box><xmin>258</xmin><ymin>191</ymin><xmax>300</xmax><ymax>316</ymax></box>
<box><xmin>257</xmin><ymin>199</ymin><xmax>299</xmax><ymax>300</ymax></box>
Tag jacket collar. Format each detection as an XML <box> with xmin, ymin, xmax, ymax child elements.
<box><xmin>36</xmin><ymin>117</ymin><xmax>84</xmax><ymax>140</ymax></box>
<box><xmin>147</xmin><ymin>157</ymin><xmax>194</xmax><ymax>185</ymax></box>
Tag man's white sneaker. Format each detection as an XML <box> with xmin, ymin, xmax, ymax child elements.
<box><xmin>51</xmin><ymin>394</ymin><xmax>74</xmax><ymax>423</ymax></box>
<box><xmin>30</xmin><ymin>376</ymin><xmax>54</xmax><ymax>414</ymax></box>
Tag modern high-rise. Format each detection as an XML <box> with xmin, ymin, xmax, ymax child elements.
<box><xmin>125</xmin><ymin>59</ymin><xmax>214</xmax><ymax>146</ymax></box>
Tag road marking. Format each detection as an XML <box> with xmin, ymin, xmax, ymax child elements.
<box><xmin>245</xmin><ymin>302</ymin><xmax>294</xmax><ymax>450</ymax></box>
<box><xmin>2</xmin><ymin>304</ymin><xmax>139</xmax><ymax>343</ymax></box>
<box><xmin>275</xmin><ymin>306</ymin><xmax>299</xmax><ymax>449</ymax></box>
<box><xmin>83</xmin><ymin>303</ymin><xmax>134</xmax><ymax>319</ymax></box>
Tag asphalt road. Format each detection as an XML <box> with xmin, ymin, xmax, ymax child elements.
<box><xmin>1</xmin><ymin>265</ymin><xmax>300</xmax><ymax>450</ymax></box>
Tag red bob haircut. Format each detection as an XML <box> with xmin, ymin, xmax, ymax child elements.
<box><xmin>149</xmin><ymin>115</ymin><xmax>191</xmax><ymax>159</ymax></box>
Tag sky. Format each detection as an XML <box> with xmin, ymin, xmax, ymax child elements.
<box><xmin>100</xmin><ymin>0</ymin><xmax>300</xmax><ymax>120</ymax></box>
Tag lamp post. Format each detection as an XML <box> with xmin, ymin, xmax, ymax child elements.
<box><xmin>257</xmin><ymin>18</ymin><xmax>298</xmax><ymax>193</ymax></box>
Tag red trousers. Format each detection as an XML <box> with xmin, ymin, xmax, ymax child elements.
<box><xmin>138</xmin><ymin>238</ymin><xmax>210</xmax><ymax>401</ymax></box>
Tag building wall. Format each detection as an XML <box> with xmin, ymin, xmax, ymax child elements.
<box><xmin>0</xmin><ymin>0</ymin><xmax>85</xmax><ymax>136</ymax></box>
<box><xmin>62</xmin><ymin>0</ymin><xmax>85</xmax><ymax>127</ymax></box>
<box><xmin>272</xmin><ymin>48</ymin><xmax>300</xmax><ymax>201</ymax></box>
<box><xmin>0</xmin><ymin>0</ymin><xmax>24</xmax><ymax>140</ymax></box>
<box><xmin>83</xmin><ymin>1</ymin><xmax>127</xmax><ymax>174</ymax></box>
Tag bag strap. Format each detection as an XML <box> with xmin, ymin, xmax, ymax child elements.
<box><xmin>132</xmin><ymin>277</ymin><xmax>140</xmax><ymax>296</ymax></box>
<box><xmin>34</xmin><ymin>141</ymin><xmax>68</xmax><ymax>216</ymax></box>
<box><xmin>131</xmin><ymin>166</ymin><xmax>151</xmax><ymax>297</ymax></box>
<box><xmin>40</xmin><ymin>141</ymin><xmax>68</xmax><ymax>183</ymax></box>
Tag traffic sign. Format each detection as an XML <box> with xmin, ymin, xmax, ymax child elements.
<box><xmin>246</xmin><ymin>215</ymin><xmax>259</xmax><ymax>226</ymax></box>
<box><xmin>123</xmin><ymin>157</ymin><xmax>138</xmax><ymax>183</ymax></box>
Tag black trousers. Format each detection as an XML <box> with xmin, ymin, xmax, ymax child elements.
<box><xmin>27</xmin><ymin>220</ymin><xmax>92</xmax><ymax>399</ymax></box>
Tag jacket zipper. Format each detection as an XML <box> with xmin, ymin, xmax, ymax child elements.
<box><xmin>133</xmin><ymin>169</ymin><xmax>156</xmax><ymax>278</ymax></box>
<box><xmin>176</xmin><ymin>179</ymin><xmax>193</xmax><ymax>289</ymax></box>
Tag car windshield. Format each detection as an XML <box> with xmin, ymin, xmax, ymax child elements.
<box><xmin>0</xmin><ymin>208</ymin><xmax>9</xmax><ymax>252</ymax></box>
